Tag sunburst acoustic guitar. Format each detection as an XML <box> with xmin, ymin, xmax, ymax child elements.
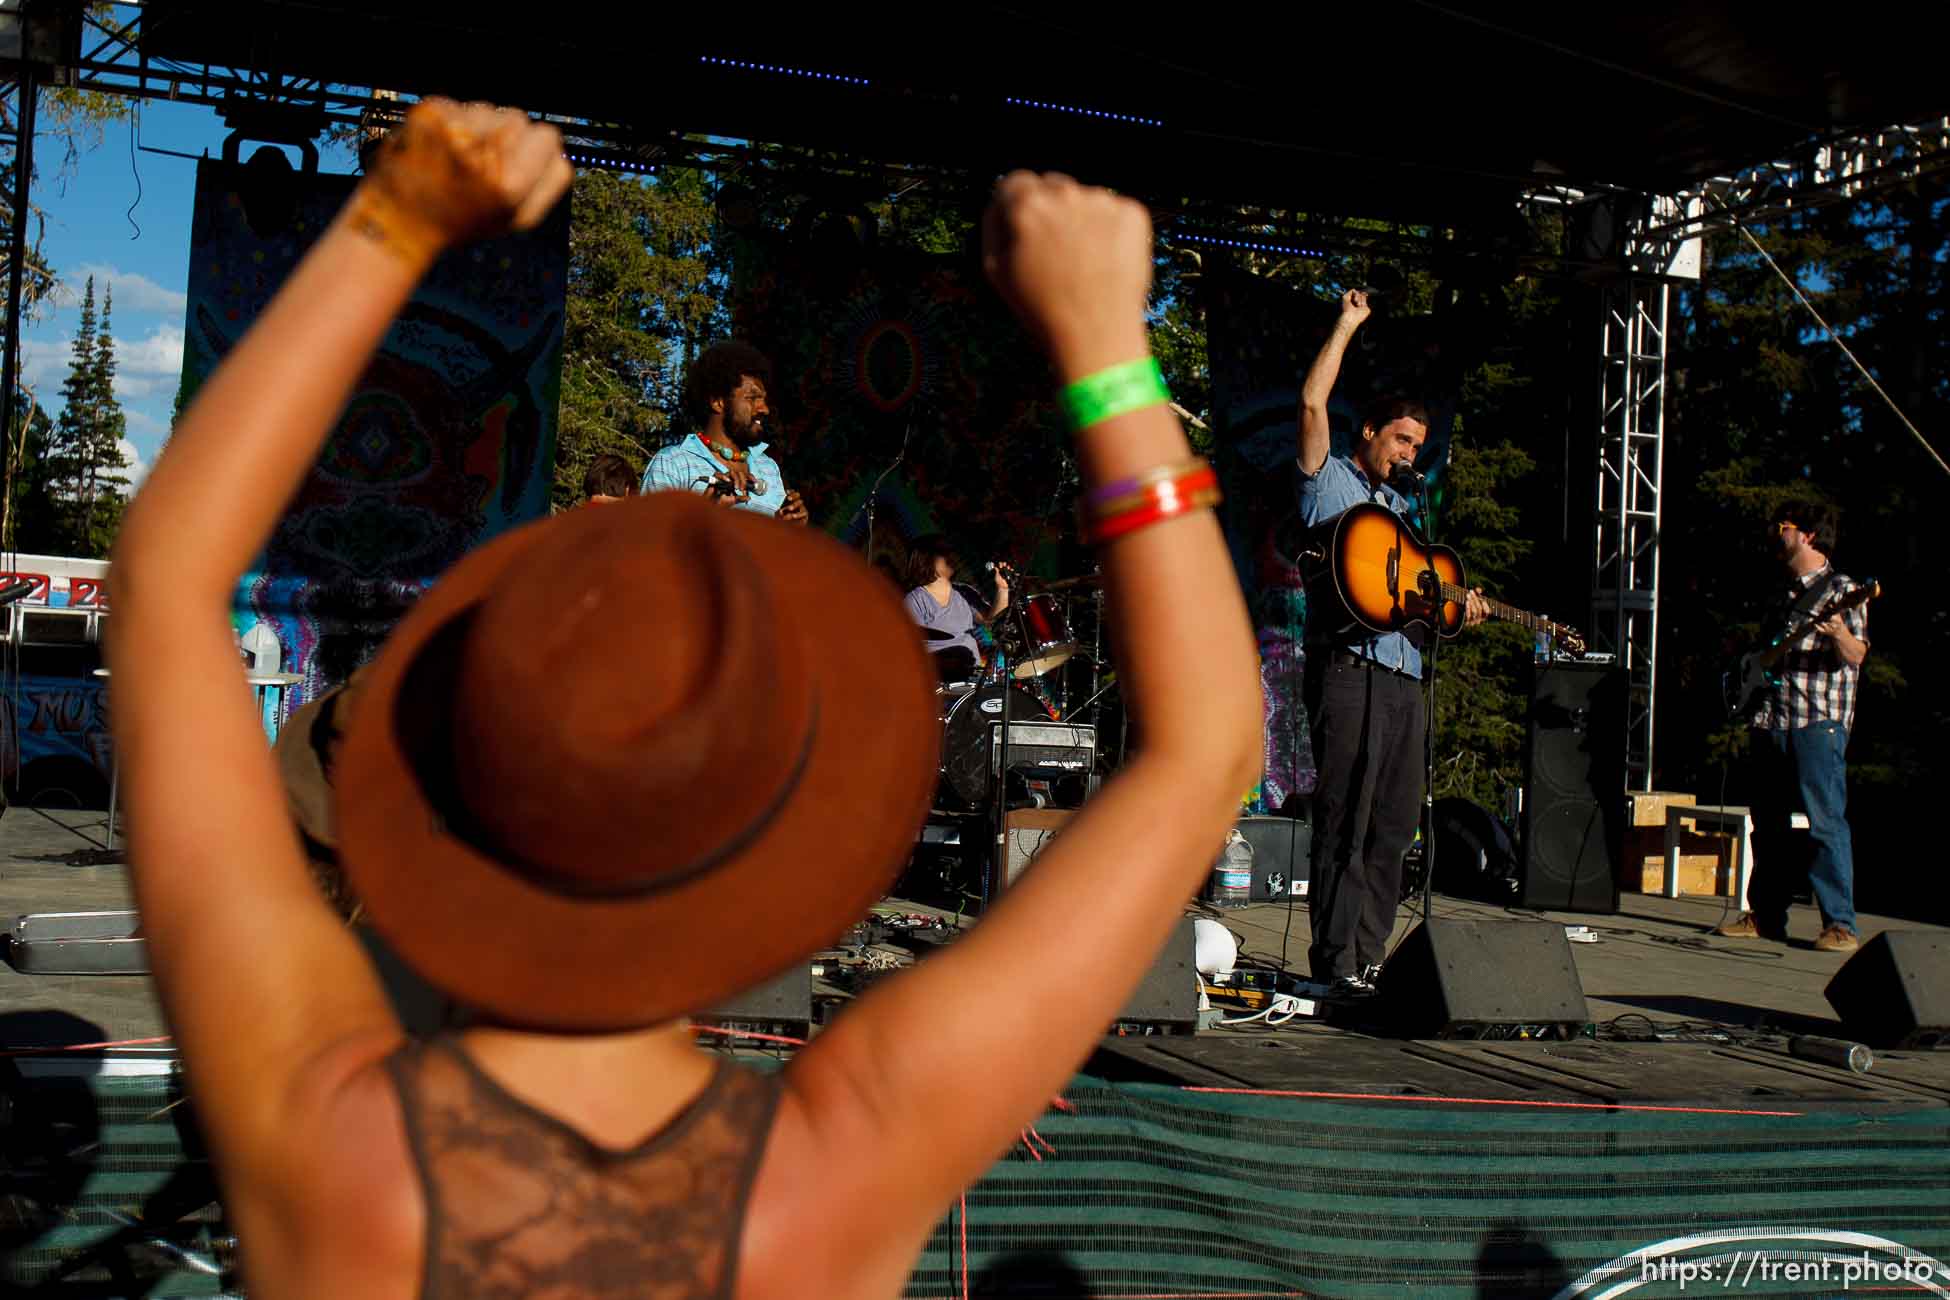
<box><xmin>1306</xmin><ymin>502</ymin><xmax>1586</xmax><ymax>653</ymax></box>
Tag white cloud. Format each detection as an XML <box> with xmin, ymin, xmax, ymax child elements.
<box><xmin>51</xmin><ymin>264</ymin><xmax>189</xmax><ymax>317</ymax></box>
<box><xmin>16</xmin><ymin>337</ymin><xmax>72</xmax><ymax>400</ymax></box>
<box><xmin>117</xmin><ymin>439</ymin><xmax>152</xmax><ymax>490</ymax></box>
<box><xmin>109</xmin><ymin>323</ymin><xmax>185</xmax><ymax>403</ymax></box>
<box><xmin>19</xmin><ymin>322</ymin><xmax>182</xmax><ymax>406</ymax></box>
<box><xmin>116</xmin><ymin>322</ymin><xmax>185</xmax><ymax>377</ymax></box>
<box><xmin>123</xmin><ymin>408</ymin><xmax>166</xmax><ymax>438</ymax></box>
<box><xmin>114</xmin><ymin>372</ymin><xmax>170</xmax><ymax>402</ymax></box>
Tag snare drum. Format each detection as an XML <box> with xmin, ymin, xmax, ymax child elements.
<box><xmin>1004</xmin><ymin>593</ymin><xmax>1079</xmax><ymax>679</ymax></box>
<box><xmin>938</xmin><ymin>684</ymin><xmax>1046</xmax><ymax>809</ymax></box>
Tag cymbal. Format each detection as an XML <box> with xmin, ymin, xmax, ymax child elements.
<box><xmin>1035</xmin><ymin>572</ymin><xmax>1102</xmax><ymax>592</ymax></box>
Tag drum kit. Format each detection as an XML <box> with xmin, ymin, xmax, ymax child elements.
<box><xmin>923</xmin><ymin>568</ymin><xmax>1108</xmax><ymax>815</ymax></box>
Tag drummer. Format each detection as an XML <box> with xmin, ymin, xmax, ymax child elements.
<box><xmin>902</xmin><ymin>535</ymin><xmax>1010</xmax><ymax>684</ymax></box>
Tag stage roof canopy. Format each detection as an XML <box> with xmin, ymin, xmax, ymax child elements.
<box><xmin>130</xmin><ymin>2</ymin><xmax>1950</xmax><ymax>229</ymax></box>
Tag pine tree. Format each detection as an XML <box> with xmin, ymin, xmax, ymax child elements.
<box><xmin>4</xmin><ymin>400</ymin><xmax>59</xmax><ymax>552</ymax></box>
<box><xmin>45</xmin><ymin>276</ymin><xmax>101</xmax><ymax>548</ymax></box>
<box><xmin>44</xmin><ymin>277</ymin><xmax>132</xmax><ymax>556</ymax></box>
<box><xmin>81</xmin><ymin>284</ymin><xmax>132</xmax><ymax>553</ymax></box>
<box><xmin>554</xmin><ymin>167</ymin><xmax>719</xmax><ymax>510</ymax></box>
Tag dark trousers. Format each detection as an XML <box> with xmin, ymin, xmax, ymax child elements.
<box><xmin>1747</xmin><ymin>721</ymin><xmax>1856</xmax><ymax>933</ymax></box>
<box><xmin>1306</xmin><ymin>656</ymin><xmax>1426</xmax><ymax>981</ymax></box>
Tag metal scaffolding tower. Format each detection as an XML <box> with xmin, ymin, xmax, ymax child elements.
<box><xmin>1592</xmin><ymin>275</ymin><xmax>1674</xmax><ymax>792</ymax></box>
<box><xmin>1575</xmin><ymin>113</ymin><xmax>1950</xmax><ymax>790</ymax></box>
<box><xmin>1</xmin><ymin>0</ymin><xmax>51</xmax><ymax>469</ymax></box>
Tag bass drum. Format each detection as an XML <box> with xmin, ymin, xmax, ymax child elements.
<box><xmin>939</xmin><ymin>685</ymin><xmax>1047</xmax><ymax>810</ymax></box>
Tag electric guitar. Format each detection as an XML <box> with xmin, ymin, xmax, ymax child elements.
<box><xmin>1305</xmin><ymin>502</ymin><xmax>1586</xmax><ymax>652</ymax></box>
<box><xmin>1723</xmin><ymin>579</ymin><xmax>1880</xmax><ymax>719</ymax></box>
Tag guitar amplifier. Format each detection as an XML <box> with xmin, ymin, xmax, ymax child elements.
<box><xmin>990</xmin><ymin>720</ymin><xmax>1095</xmax><ymax>780</ymax></box>
<box><xmin>1002</xmin><ymin>808</ymin><xmax>1072</xmax><ymax>890</ymax></box>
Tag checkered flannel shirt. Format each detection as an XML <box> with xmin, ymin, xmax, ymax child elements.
<box><xmin>1754</xmin><ymin>563</ymin><xmax>1870</xmax><ymax>733</ymax></box>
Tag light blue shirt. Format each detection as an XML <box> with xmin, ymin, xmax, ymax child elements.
<box><xmin>641</xmin><ymin>434</ymin><xmax>789</xmax><ymax>516</ymax></box>
<box><xmin>903</xmin><ymin>585</ymin><xmax>983</xmax><ymax>661</ymax></box>
<box><xmin>1297</xmin><ymin>453</ymin><xmax>1423</xmax><ymax>679</ymax></box>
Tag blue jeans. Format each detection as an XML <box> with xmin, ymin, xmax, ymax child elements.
<box><xmin>1748</xmin><ymin>722</ymin><xmax>1856</xmax><ymax>932</ymax></box>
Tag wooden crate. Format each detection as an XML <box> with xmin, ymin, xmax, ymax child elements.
<box><xmin>1627</xmin><ymin>790</ymin><xmax>1696</xmax><ymax>827</ymax></box>
<box><xmin>1623</xmin><ymin>822</ymin><xmax>1737</xmax><ymax>897</ymax></box>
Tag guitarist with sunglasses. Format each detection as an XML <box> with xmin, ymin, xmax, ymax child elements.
<box><xmin>1715</xmin><ymin>502</ymin><xmax>1870</xmax><ymax>952</ymax></box>
<box><xmin>1295</xmin><ymin>289</ymin><xmax>1487</xmax><ymax>998</ymax></box>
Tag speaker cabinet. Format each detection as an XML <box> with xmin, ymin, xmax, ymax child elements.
<box><xmin>701</xmin><ymin>964</ymin><xmax>813</xmax><ymax>1038</ymax></box>
<box><xmin>1235</xmin><ymin>815</ymin><xmax>1311</xmax><ymax>901</ymax></box>
<box><xmin>1372</xmin><ymin>919</ymin><xmax>1589</xmax><ymax>1040</ymax></box>
<box><xmin>1112</xmin><ymin>918</ymin><xmax>1198</xmax><ymax>1034</ymax></box>
<box><xmin>1001</xmin><ymin>808</ymin><xmax>1073</xmax><ymax>892</ymax></box>
<box><xmin>1521</xmin><ymin>660</ymin><xmax>1625</xmax><ymax>913</ymax></box>
<box><xmin>1825</xmin><ymin>931</ymin><xmax>1950</xmax><ymax>1050</ymax></box>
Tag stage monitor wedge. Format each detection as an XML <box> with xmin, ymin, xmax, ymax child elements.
<box><xmin>1372</xmin><ymin>920</ymin><xmax>1590</xmax><ymax>1041</ymax></box>
<box><xmin>1113</xmin><ymin>918</ymin><xmax>1198</xmax><ymax>1035</ymax></box>
<box><xmin>1825</xmin><ymin>931</ymin><xmax>1950</xmax><ymax>1050</ymax></box>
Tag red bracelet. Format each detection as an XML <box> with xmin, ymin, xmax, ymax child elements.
<box><xmin>1081</xmin><ymin>471</ymin><xmax>1222</xmax><ymax>546</ymax></box>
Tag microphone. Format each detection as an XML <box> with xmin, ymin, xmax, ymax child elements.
<box><xmin>1387</xmin><ymin>462</ymin><xmax>1425</xmax><ymax>491</ymax></box>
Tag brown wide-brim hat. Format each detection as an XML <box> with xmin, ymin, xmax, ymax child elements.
<box><xmin>337</xmin><ymin>491</ymin><xmax>939</xmax><ymax>1031</ymax></box>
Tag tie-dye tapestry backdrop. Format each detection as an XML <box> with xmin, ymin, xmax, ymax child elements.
<box><xmin>178</xmin><ymin>156</ymin><xmax>569</xmax><ymax>706</ymax></box>
<box><xmin>1206</xmin><ymin>263</ymin><xmax>1457</xmax><ymax>814</ymax></box>
<box><xmin>725</xmin><ymin>238</ymin><xmax>1079</xmax><ymax>581</ymax></box>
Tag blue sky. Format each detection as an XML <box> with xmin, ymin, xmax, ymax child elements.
<box><xmin>21</xmin><ymin>98</ymin><xmax>356</xmax><ymax>486</ymax></box>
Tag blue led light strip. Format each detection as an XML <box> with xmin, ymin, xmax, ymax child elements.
<box><xmin>700</xmin><ymin>55</ymin><xmax>870</xmax><ymax>86</ymax></box>
<box><xmin>564</xmin><ymin>150</ymin><xmax>657</xmax><ymax>175</ymax></box>
<box><xmin>1003</xmin><ymin>97</ymin><xmax>1162</xmax><ymax>128</ymax></box>
<box><xmin>1177</xmin><ymin>232</ymin><xmax>1326</xmax><ymax>258</ymax></box>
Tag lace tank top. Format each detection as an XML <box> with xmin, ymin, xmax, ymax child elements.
<box><xmin>386</xmin><ymin>1038</ymin><xmax>784</xmax><ymax>1300</ymax></box>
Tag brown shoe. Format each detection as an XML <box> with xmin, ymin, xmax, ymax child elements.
<box><xmin>1714</xmin><ymin>912</ymin><xmax>1785</xmax><ymax>941</ymax></box>
<box><xmin>1814</xmin><ymin>925</ymin><xmax>1860</xmax><ymax>953</ymax></box>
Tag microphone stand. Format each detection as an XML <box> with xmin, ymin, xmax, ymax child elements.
<box><xmin>861</xmin><ymin>413</ymin><xmax>917</xmax><ymax>561</ymax></box>
<box><xmin>990</xmin><ymin>565</ymin><xmax>1026</xmax><ymax>912</ymax></box>
<box><xmin>985</xmin><ymin>448</ymin><xmax>1087</xmax><ymax>905</ymax></box>
<box><xmin>1408</xmin><ymin>472</ymin><xmax>1439</xmax><ymax>928</ymax></box>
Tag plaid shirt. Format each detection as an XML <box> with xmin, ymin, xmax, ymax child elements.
<box><xmin>1754</xmin><ymin>563</ymin><xmax>1870</xmax><ymax>733</ymax></box>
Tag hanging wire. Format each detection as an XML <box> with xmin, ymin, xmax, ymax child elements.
<box><xmin>1713</xmin><ymin>196</ymin><xmax>1950</xmax><ymax>480</ymax></box>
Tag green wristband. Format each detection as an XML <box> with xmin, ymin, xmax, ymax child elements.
<box><xmin>1059</xmin><ymin>357</ymin><xmax>1170</xmax><ymax>431</ymax></box>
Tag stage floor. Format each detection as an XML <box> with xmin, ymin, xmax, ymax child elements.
<box><xmin>4</xmin><ymin>805</ymin><xmax>1946</xmax><ymax>1107</ymax></box>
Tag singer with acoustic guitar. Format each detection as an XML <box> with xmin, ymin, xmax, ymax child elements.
<box><xmin>1295</xmin><ymin>288</ymin><xmax>1487</xmax><ymax>998</ymax></box>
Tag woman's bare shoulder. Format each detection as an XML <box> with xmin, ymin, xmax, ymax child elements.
<box><xmin>232</xmin><ymin>1045</ymin><xmax>426</xmax><ymax>1300</ymax></box>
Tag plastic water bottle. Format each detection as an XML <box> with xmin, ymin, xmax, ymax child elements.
<box><xmin>1206</xmin><ymin>830</ymin><xmax>1254</xmax><ymax>908</ymax></box>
